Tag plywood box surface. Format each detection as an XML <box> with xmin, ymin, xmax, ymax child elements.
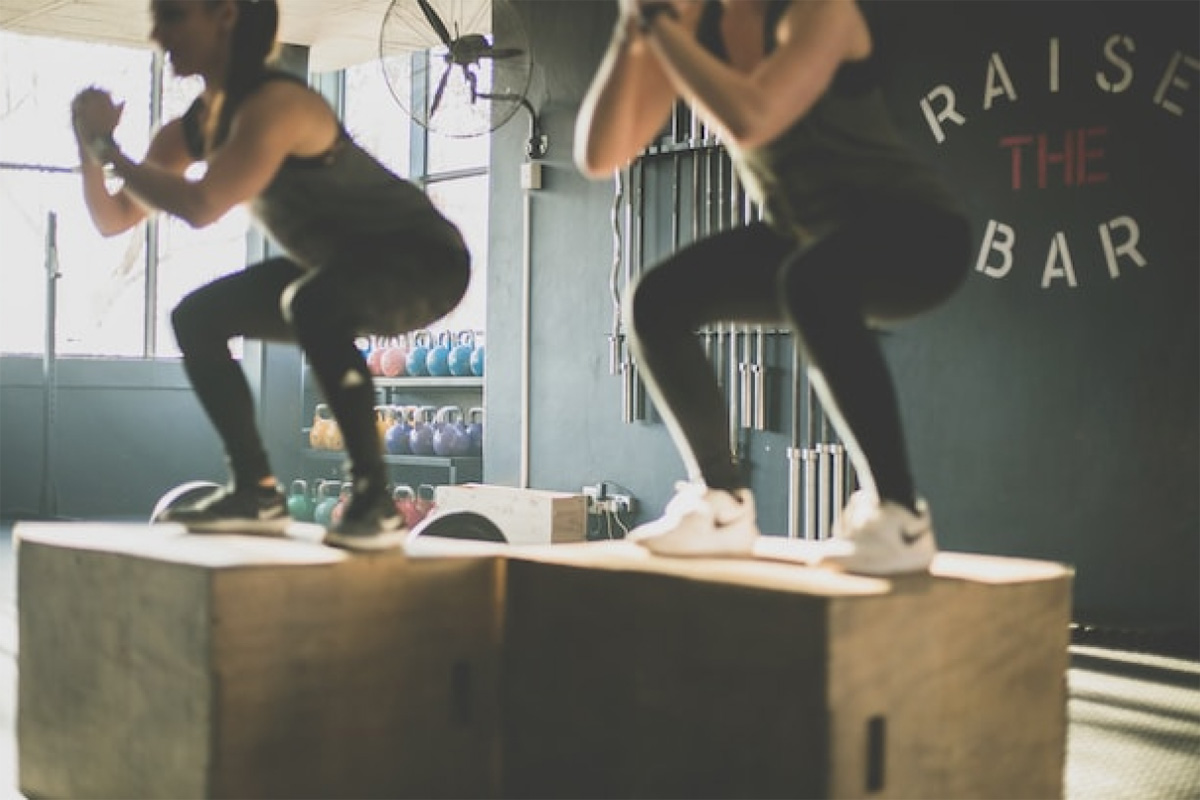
<box><xmin>433</xmin><ymin>483</ymin><xmax>587</xmax><ymax>544</ymax></box>
<box><xmin>17</xmin><ymin>523</ymin><xmax>504</xmax><ymax>800</ymax></box>
<box><xmin>17</xmin><ymin>525</ymin><xmax>1071</xmax><ymax>799</ymax></box>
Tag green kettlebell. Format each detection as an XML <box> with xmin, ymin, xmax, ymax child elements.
<box><xmin>313</xmin><ymin>480</ymin><xmax>341</xmax><ymax>528</ymax></box>
<box><xmin>287</xmin><ymin>479</ymin><xmax>315</xmax><ymax>522</ymax></box>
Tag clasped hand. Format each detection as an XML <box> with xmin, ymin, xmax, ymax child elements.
<box><xmin>618</xmin><ymin>0</ymin><xmax>703</xmax><ymax>27</ymax></box>
<box><xmin>71</xmin><ymin>86</ymin><xmax>124</xmax><ymax>163</ymax></box>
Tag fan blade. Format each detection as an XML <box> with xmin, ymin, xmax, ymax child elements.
<box><xmin>484</xmin><ymin>47</ymin><xmax>525</xmax><ymax>60</ymax></box>
<box><xmin>417</xmin><ymin>0</ymin><xmax>453</xmax><ymax>47</ymax></box>
<box><xmin>430</xmin><ymin>64</ymin><xmax>452</xmax><ymax>117</ymax></box>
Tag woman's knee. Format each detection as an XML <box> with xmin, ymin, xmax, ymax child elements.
<box><xmin>624</xmin><ymin>269</ymin><xmax>690</xmax><ymax>342</ymax></box>
<box><xmin>171</xmin><ymin>289</ymin><xmax>221</xmax><ymax>353</ymax></box>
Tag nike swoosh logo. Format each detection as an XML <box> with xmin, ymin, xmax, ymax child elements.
<box><xmin>901</xmin><ymin>527</ymin><xmax>930</xmax><ymax>545</ymax></box>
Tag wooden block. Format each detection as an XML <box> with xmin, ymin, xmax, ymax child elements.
<box><xmin>433</xmin><ymin>483</ymin><xmax>587</xmax><ymax>545</ymax></box>
<box><xmin>498</xmin><ymin>539</ymin><xmax>1073</xmax><ymax>800</ymax></box>
<box><xmin>18</xmin><ymin>523</ymin><xmax>1072</xmax><ymax>800</ymax></box>
<box><xmin>16</xmin><ymin>522</ymin><xmax>504</xmax><ymax>800</ymax></box>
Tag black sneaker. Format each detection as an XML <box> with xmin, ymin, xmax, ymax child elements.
<box><xmin>324</xmin><ymin>490</ymin><xmax>407</xmax><ymax>552</ymax></box>
<box><xmin>160</xmin><ymin>484</ymin><xmax>290</xmax><ymax>535</ymax></box>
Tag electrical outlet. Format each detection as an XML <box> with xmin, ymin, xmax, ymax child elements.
<box><xmin>582</xmin><ymin>484</ymin><xmax>635</xmax><ymax>517</ymax></box>
<box><xmin>608</xmin><ymin>493</ymin><xmax>634</xmax><ymax>515</ymax></box>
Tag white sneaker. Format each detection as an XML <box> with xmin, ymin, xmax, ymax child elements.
<box><xmin>628</xmin><ymin>482</ymin><xmax>760</xmax><ymax>557</ymax></box>
<box><xmin>819</xmin><ymin>490</ymin><xmax>937</xmax><ymax>575</ymax></box>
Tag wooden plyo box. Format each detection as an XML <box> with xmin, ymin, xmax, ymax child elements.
<box><xmin>498</xmin><ymin>540</ymin><xmax>1073</xmax><ymax>800</ymax></box>
<box><xmin>433</xmin><ymin>483</ymin><xmax>587</xmax><ymax>545</ymax></box>
<box><xmin>17</xmin><ymin>525</ymin><xmax>1072</xmax><ymax>800</ymax></box>
<box><xmin>15</xmin><ymin>523</ymin><xmax>504</xmax><ymax>800</ymax></box>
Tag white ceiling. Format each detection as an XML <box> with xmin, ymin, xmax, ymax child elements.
<box><xmin>0</xmin><ymin>0</ymin><xmax>394</xmax><ymax>72</ymax></box>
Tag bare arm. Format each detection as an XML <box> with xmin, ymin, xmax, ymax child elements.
<box><xmin>73</xmin><ymin>97</ymin><xmax>193</xmax><ymax>237</ymax></box>
<box><xmin>76</xmin><ymin>81</ymin><xmax>337</xmax><ymax>230</ymax></box>
<box><xmin>643</xmin><ymin>0</ymin><xmax>871</xmax><ymax>150</ymax></box>
<box><xmin>574</xmin><ymin>6</ymin><xmax>703</xmax><ymax>178</ymax></box>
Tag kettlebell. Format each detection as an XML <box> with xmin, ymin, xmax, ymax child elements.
<box><xmin>426</xmin><ymin>330</ymin><xmax>452</xmax><ymax>378</ymax></box>
<box><xmin>287</xmin><ymin>479</ymin><xmax>314</xmax><ymax>522</ymax></box>
<box><xmin>470</xmin><ymin>343</ymin><xmax>485</xmax><ymax>377</ymax></box>
<box><xmin>355</xmin><ymin>336</ymin><xmax>372</xmax><ymax>361</ymax></box>
<box><xmin>380</xmin><ymin>335</ymin><xmax>409</xmax><ymax>378</ymax></box>
<box><xmin>433</xmin><ymin>405</ymin><xmax>468</xmax><ymax>457</ymax></box>
<box><xmin>408</xmin><ymin>405</ymin><xmax>438</xmax><ymax>456</ymax></box>
<box><xmin>374</xmin><ymin>405</ymin><xmax>393</xmax><ymax>445</ymax></box>
<box><xmin>330</xmin><ymin>481</ymin><xmax>353</xmax><ymax>526</ymax></box>
<box><xmin>449</xmin><ymin>331</ymin><xmax>475</xmax><ymax>377</ymax></box>
<box><xmin>393</xmin><ymin>484</ymin><xmax>423</xmax><ymax>528</ymax></box>
<box><xmin>366</xmin><ymin>336</ymin><xmax>385</xmax><ymax>376</ymax></box>
<box><xmin>465</xmin><ymin>407</ymin><xmax>484</xmax><ymax>455</ymax></box>
<box><xmin>414</xmin><ymin>483</ymin><xmax>437</xmax><ymax>522</ymax></box>
<box><xmin>385</xmin><ymin>405</ymin><xmax>413</xmax><ymax>455</ymax></box>
<box><xmin>313</xmin><ymin>480</ymin><xmax>341</xmax><ymax>527</ymax></box>
<box><xmin>310</xmin><ymin>403</ymin><xmax>340</xmax><ymax>450</ymax></box>
<box><xmin>406</xmin><ymin>330</ymin><xmax>433</xmax><ymax>377</ymax></box>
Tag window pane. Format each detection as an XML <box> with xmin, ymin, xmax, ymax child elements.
<box><xmin>427</xmin><ymin>129</ymin><xmax>489</xmax><ymax>175</ymax></box>
<box><xmin>154</xmin><ymin>206</ymin><xmax>252</xmax><ymax>358</ymax></box>
<box><xmin>0</xmin><ymin>31</ymin><xmax>152</xmax><ymax>169</ymax></box>
<box><xmin>344</xmin><ymin>58</ymin><xmax>412</xmax><ymax>177</ymax></box>
<box><xmin>0</xmin><ymin>168</ymin><xmax>146</xmax><ymax>356</ymax></box>
<box><xmin>424</xmin><ymin>49</ymin><xmax>490</xmax><ymax>174</ymax></box>
<box><xmin>426</xmin><ymin>174</ymin><xmax>489</xmax><ymax>335</ymax></box>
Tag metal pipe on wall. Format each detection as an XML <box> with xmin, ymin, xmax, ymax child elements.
<box><xmin>519</xmin><ymin>187</ymin><xmax>533</xmax><ymax>487</ymax></box>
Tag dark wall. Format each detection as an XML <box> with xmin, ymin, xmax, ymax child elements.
<box><xmin>486</xmin><ymin>0</ymin><xmax>1198</xmax><ymax>637</ymax></box>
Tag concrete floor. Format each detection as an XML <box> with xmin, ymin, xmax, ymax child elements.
<box><xmin>0</xmin><ymin>523</ymin><xmax>1196</xmax><ymax>799</ymax></box>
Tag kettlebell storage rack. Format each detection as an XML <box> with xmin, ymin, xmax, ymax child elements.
<box><xmin>299</xmin><ymin>367</ymin><xmax>485</xmax><ymax>488</ymax></box>
<box><xmin>301</xmin><ymin>449</ymin><xmax>481</xmax><ymax>486</ymax></box>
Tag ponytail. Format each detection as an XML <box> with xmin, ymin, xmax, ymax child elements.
<box><xmin>204</xmin><ymin>0</ymin><xmax>280</xmax><ymax>152</ymax></box>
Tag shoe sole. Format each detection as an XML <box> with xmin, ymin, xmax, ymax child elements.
<box><xmin>177</xmin><ymin>516</ymin><xmax>291</xmax><ymax>536</ymax></box>
<box><xmin>324</xmin><ymin>526</ymin><xmax>408</xmax><ymax>552</ymax></box>
<box><xmin>818</xmin><ymin>536</ymin><xmax>937</xmax><ymax>576</ymax></box>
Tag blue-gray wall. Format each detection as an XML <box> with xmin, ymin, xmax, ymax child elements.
<box><xmin>483</xmin><ymin>0</ymin><xmax>1198</xmax><ymax>639</ymax></box>
<box><xmin>0</xmin><ymin>1</ymin><xmax>1195</xmax><ymax>642</ymax></box>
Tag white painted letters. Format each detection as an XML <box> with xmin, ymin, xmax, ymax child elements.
<box><xmin>920</xmin><ymin>85</ymin><xmax>967</xmax><ymax>144</ymax></box>
<box><xmin>1099</xmin><ymin>216</ymin><xmax>1147</xmax><ymax>278</ymax></box>
<box><xmin>1153</xmin><ymin>51</ymin><xmax>1200</xmax><ymax>117</ymax></box>
<box><xmin>1096</xmin><ymin>35</ymin><xmax>1136</xmax><ymax>93</ymax></box>
<box><xmin>983</xmin><ymin>52</ymin><xmax>1018</xmax><ymax>110</ymax></box>
<box><xmin>975</xmin><ymin>220</ymin><xmax>1016</xmax><ymax>278</ymax></box>
<box><xmin>1041</xmin><ymin>233</ymin><xmax>1079</xmax><ymax>288</ymax></box>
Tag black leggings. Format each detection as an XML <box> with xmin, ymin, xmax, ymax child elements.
<box><xmin>172</xmin><ymin>242</ymin><xmax>469</xmax><ymax>492</ymax></box>
<box><xmin>626</xmin><ymin>205</ymin><xmax>970</xmax><ymax>509</ymax></box>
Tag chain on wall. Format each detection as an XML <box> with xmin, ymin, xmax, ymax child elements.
<box><xmin>608</xmin><ymin>102</ymin><xmax>855</xmax><ymax>539</ymax></box>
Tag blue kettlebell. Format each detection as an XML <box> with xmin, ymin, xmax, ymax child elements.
<box><xmin>470</xmin><ymin>343</ymin><xmax>485</xmax><ymax>377</ymax></box>
<box><xmin>449</xmin><ymin>330</ymin><xmax>475</xmax><ymax>377</ymax></box>
<box><xmin>408</xmin><ymin>406</ymin><xmax>438</xmax><ymax>456</ymax></box>
<box><xmin>433</xmin><ymin>405</ymin><xmax>466</xmax><ymax>457</ymax></box>
<box><xmin>426</xmin><ymin>331</ymin><xmax>452</xmax><ymax>378</ymax></box>
<box><xmin>385</xmin><ymin>405</ymin><xmax>413</xmax><ymax>455</ymax></box>
<box><xmin>405</xmin><ymin>330</ymin><xmax>432</xmax><ymax>377</ymax></box>
<box><xmin>465</xmin><ymin>406</ymin><xmax>484</xmax><ymax>455</ymax></box>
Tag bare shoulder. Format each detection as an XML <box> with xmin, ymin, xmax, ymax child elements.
<box><xmin>776</xmin><ymin>0</ymin><xmax>872</xmax><ymax>61</ymax></box>
<box><xmin>232</xmin><ymin>76</ymin><xmax>340</xmax><ymax>155</ymax></box>
<box><xmin>245</xmin><ymin>76</ymin><xmax>333</xmax><ymax>118</ymax></box>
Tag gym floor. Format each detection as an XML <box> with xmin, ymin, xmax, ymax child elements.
<box><xmin>0</xmin><ymin>522</ymin><xmax>1195</xmax><ymax>799</ymax></box>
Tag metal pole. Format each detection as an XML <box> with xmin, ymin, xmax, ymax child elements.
<box><xmin>40</xmin><ymin>211</ymin><xmax>60</xmax><ymax>518</ymax></box>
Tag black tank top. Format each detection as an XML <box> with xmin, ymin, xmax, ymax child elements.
<box><xmin>696</xmin><ymin>0</ymin><xmax>962</xmax><ymax>242</ymax></box>
<box><xmin>181</xmin><ymin>70</ymin><xmax>466</xmax><ymax>270</ymax></box>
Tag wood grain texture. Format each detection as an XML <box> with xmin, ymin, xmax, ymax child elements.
<box><xmin>16</xmin><ymin>526</ymin><xmax>1072</xmax><ymax>799</ymax></box>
